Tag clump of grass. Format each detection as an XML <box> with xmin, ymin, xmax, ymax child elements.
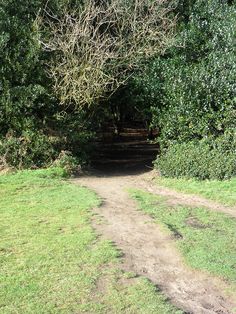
<box><xmin>0</xmin><ymin>168</ymin><xmax>181</xmax><ymax>313</ymax></box>
<box><xmin>130</xmin><ymin>189</ymin><xmax>236</xmax><ymax>287</ymax></box>
<box><xmin>156</xmin><ymin>177</ymin><xmax>236</xmax><ymax>206</ymax></box>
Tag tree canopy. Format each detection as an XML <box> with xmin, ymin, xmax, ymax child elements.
<box><xmin>0</xmin><ymin>0</ymin><xmax>235</xmax><ymax>179</ymax></box>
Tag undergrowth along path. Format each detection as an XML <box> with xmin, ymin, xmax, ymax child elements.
<box><xmin>74</xmin><ymin>170</ymin><xmax>236</xmax><ymax>314</ymax></box>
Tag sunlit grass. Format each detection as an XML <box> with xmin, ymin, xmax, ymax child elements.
<box><xmin>156</xmin><ymin>177</ymin><xmax>236</xmax><ymax>206</ymax></box>
<box><xmin>0</xmin><ymin>168</ymin><xmax>181</xmax><ymax>313</ymax></box>
<box><xmin>130</xmin><ymin>189</ymin><xmax>236</xmax><ymax>289</ymax></box>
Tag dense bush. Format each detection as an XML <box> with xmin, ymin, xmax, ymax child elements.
<box><xmin>0</xmin><ymin>0</ymin><xmax>94</xmax><ymax>169</ymax></box>
<box><xmin>0</xmin><ymin>132</ymin><xmax>56</xmax><ymax>169</ymax></box>
<box><xmin>130</xmin><ymin>0</ymin><xmax>236</xmax><ymax>180</ymax></box>
<box><xmin>0</xmin><ymin>124</ymin><xmax>93</xmax><ymax>170</ymax></box>
<box><xmin>155</xmin><ymin>134</ymin><xmax>236</xmax><ymax>180</ymax></box>
<box><xmin>0</xmin><ymin>0</ymin><xmax>56</xmax><ymax>169</ymax></box>
<box><xmin>133</xmin><ymin>0</ymin><xmax>236</xmax><ymax>147</ymax></box>
<box><xmin>52</xmin><ymin>151</ymin><xmax>80</xmax><ymax>175</ymax></box>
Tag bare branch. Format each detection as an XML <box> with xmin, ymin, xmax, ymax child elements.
<box><xmin>38</xmin><ymin>0</ymin><xmax>176</xmax><ymax>107</ymax></box>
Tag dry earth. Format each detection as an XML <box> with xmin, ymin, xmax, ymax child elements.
<box><xmin>73</xmin><ymin>169</ymin><xmax>236</xmax><ymax>314</ymax></box>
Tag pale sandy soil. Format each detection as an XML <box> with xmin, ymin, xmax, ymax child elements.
<box><xmin>73</xmin><ymin>169</ymin><xmax>236</xmax><ymax>314</ymax></box>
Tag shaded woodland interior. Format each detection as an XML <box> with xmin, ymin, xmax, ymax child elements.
<box><xmin>92</xmin><ymin>119</ymin><xmax>159</xmax><ymax>173</ymax></box>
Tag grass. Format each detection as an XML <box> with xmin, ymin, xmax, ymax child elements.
<box><xmin>0</xmin><ymin>167</ymin><xmax>181</xmax><ymax>314</ymax></box>
<box><xmin>130</xmin><ymin>189</ymin><xmax>236</xmax><ymax>288</ymax></box>
<box><xmin>156</xmin><ymin>177</ymin><xmax>236</xmax><ymax>207</ymax></box>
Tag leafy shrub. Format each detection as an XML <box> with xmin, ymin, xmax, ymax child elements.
<box><xmin>155</xmin><ymin>135</ymin><xmax>236</xmax><ymax>180</ymax></box>
<box><xmin>0</xmin><ymin>128</ymin><xmax>93</xmax><ymax>170</ymax></box>
<box><xmin>0</xmin><ymin>0</ymin><xmax>94</xmax><ymax>170</ymax></box>
<box><xmin>133</xmin><ymin>0</ymin><xmax>236</xmax><ymax>182</ymax></box>
<box><xmin>132</xmin><ymin>0</ymin><xmax>236</xmax><ymax>148</ymax></box>
<box><xmin>0</xmin><ymin>131</ymin><xmax>57</xmax><ymax>169</ymax></box>
<box><xmin>53</xmin><ymin>151</ymin><xmax>80</xmax><ymax>175</ymax></box>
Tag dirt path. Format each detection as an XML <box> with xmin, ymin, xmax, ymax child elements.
<box><xmin>73</xmin><ymin>170</ymin><xmax>235</xmax><ymax>314</ymax></box>
<box><xmin>138</xmin><ymin>171</ymin><xmax>236</xmax><ymax>219</ymax></box>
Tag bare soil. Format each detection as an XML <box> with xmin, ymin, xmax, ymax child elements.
<box><xmin>73</xmin><ymin>169</ymin><xmax>236</xmax><ymax>314</ymax></box>
<box><xmin>140</xmin><ymin>171</ymin><xmax>236</xmax><ymax>219</ymax></box>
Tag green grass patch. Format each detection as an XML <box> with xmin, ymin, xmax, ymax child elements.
<box><xmin>0</xmin><ymin>168</ymin><xmax>181</xmax><ymax>313</ymax></box>
<box><xmin>156</xmin><ymin>177</ymin><xmax>236</xmax><ymax>207</ymax></box>
<box><xmin>130</xmin><ymin>189</ymin><xmax>236</xmax><ymax>287</ymax></box>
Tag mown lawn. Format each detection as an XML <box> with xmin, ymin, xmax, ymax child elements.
<box><xmin>156</xmin><ymin>177</ymin><xmax>236</xmax><ymax>207</ymax></box>
<box><xmin>0</xmin><ymin>168</ymin><xmax>181</xmax><ymax>314</ymax></box>
<box><xmin>130</xmin><ymin>190</ymin><xmax>236</xmax><ymax>289</ymax></box>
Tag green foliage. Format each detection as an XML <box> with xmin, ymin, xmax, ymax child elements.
<box><xmin>1</xmin><ymin>0</ymin><xmax>235</xmax><ymax>172</ymax></box>
<box><xmin>0</xmin><ymin>131</ymin><xmax>56</xmax><ymax>169</ymax></box>
<box><xmin>131</xmin><ymin>189</ymin><xmax>236</xmax><ymax>286</ymax></box>
<box><xmin>0</xmin><ymin>0</ymin><xmax>48</xmax><ymax>134</ymax></box>
<box><xmin>133</xmin><ymin>0</ymin><xmax>236</xmax><ymax>146</ymax></box>
<box><xmin>0</xmin><ymin>108</ymin><xmax>94</xmax><ymax>169</ymax></box>
<box><xmin>0</xmin><ymin>0</ymin><xmax>94</xmax><ymax>169</ymax></box>
<box><xmin>131</xmin><ymin>0</ymin><xmax>236</xmax><ymax>180</ymax></box>
<box><xmin>155</xmin><ymin>135</ymin><xmax>236</xmax><ymax>180</ymax></box>
<box><xmin>52</xmin><ymin>150</ymin><xmax>80</xmax><ymax>175</ymax></box>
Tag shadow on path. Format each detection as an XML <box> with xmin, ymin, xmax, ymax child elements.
<box><xmin>91</xmin><ymin>125</ymin><xmax>159</xmax><ymax>175</ymax></box>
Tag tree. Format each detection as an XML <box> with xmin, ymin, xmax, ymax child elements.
<box><xmin>131</xmin><ymin>0</ymin><xmax>236</xmax><ymax>147</ymax></box>
<box><xmin>39</xmin><ymin>0</ymin><xmax>176</xmax><ymax>108</ymax></box>
<box><xmin>0</xmin><ymin>0</ymin><xmax>95</xmax><ymax>169</ymax></box>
